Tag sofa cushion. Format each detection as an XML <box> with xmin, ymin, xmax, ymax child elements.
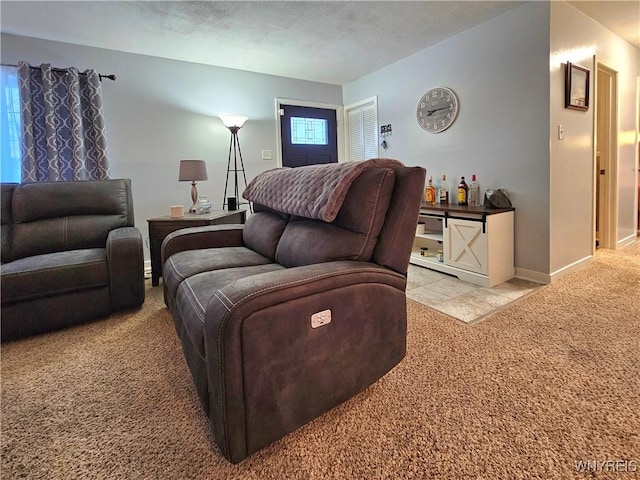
<box><xmin>275</xmin><ymin>168</ymin><xmax>395</xmax><ymax>267</ymax></box>
<box><xmin>11</xmin><ymin>216</ymin><xmax>130</xmax><ymax>261</ymax></box>
<box><xmin>12</xmin><ymin>179</ymin><xmax>132</xmax><ymax>223</ymax></box>
<box><xmin>9</xmin><ymin>179</ymin><xmax>133</xmax><ymax>261</ymax></box>
<box><xmin>163</xmin><ymin>246</ymin><xmax>274</xmax><ymax>304</ymax></box>
<box><xmin>0</xmin><ymin>248</ymin><xmax>108</xmax><ymax>304</ymax></box>
<box><xmin>242</xmin><ymin>209</ymin><xmax>288</xmax><ymax>261</ymax></box>
<box><xmin>176</xmin><ymin>264</ymin><xmax>286</xmax><ymax>359</ymax></box>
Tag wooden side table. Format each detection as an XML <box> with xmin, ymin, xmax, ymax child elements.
<box><xmin>147</xmin><ymin>210</ymin><xmax>246</xmax><ymax>286</ymax></box>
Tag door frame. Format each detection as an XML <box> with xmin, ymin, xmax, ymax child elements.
<box><xmin>275</xmin><ymin>98</ymin><xmax>345</xmax><ymax>167</ymax></box>
<box><xmin>593</xmin><ymin>58</ymin><xmax>618</xmax><ymax>251</ymax></box>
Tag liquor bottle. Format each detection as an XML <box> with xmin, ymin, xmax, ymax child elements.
<box><xmin>457</xmin><ymin>176</ymin><xmax>468</xmax><ymax>205</ymax></box>
<box><xmin>439</xmin><ymin>174</ymin><xmax>449</xmax><ymax>204</ymax></box>
<box><xmin>469</xmin><ymin>174</ymin><xmax>480</xmax><ymax>206</ymax></box>
<box><xmin>425</xmin><ymin>176</ymin><xmax>437</xmax><ymax>205</ymax></box>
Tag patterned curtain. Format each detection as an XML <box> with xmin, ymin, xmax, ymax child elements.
<box><xmin>18</xmin><ymin>62</ymin><xmax>110</xmax><ymax>182</ymax></box>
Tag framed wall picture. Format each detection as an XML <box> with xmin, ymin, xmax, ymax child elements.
<box><xmin>565</xmin><ymin>62</ymin><xmax>590</xmax><ymax>111</ymax></box>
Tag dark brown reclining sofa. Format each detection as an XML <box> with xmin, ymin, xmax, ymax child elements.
<box><xmin>1</xmin><ymin>179</ymin><xmax>145</xmax><ymax>341</ymax></box>
<box><xmin>161</xmin><ymin>158</ymin><xmax>425</xmax><ymax>463</ymax></box>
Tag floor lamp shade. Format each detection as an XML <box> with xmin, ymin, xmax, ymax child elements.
<box><xmin>219</xmin><ymin>115</ymin><xmax>249</xmax><ymax>130</ymax></box>
<box><xmin>179</xmin><ymin>160</ymin><xmax>208</xmax><ymax>213</ymax></box>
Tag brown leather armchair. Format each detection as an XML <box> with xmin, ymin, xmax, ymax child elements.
<box><xmin>162</xmin><ymin>159</ymin><xmax>425</xmax><ymax>463</ymax></box>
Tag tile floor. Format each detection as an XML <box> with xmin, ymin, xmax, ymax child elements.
<box><xmin>406</xmin><ymin>264</ymin><xmax>541</xmax><ymax>324</ymax></box>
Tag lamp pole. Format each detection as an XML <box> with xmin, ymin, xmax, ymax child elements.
<box><xmin>219</xmin><ymin>115</ymin><xmax>250</xmax><ymax>211</ymax></box>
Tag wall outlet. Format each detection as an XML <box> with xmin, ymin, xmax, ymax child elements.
<box><xmin>558</xmin><ymin>124</ymin><xmax>565</xmax><ymax>140</ymax></box>
<box><xmin>261</xmin><ymin>149</ymin><xmax>273</xmax><ymax>160</ymax></box>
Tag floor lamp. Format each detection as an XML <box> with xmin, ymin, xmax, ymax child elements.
<box><xmin>219</xmin><ymin>115</ymin><xmax>250</xmax><ymax>211</ymax></box>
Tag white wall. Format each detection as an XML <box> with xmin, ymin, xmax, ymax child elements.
<box><xmin>550</xmin><ymin>2</ymin><xmax>639</xmax><ymax>275</ymax></box>
<box><xmin>3</xmin><ymin>0</ymin><xmax>638</xmax><ymax>280</ymax></box>
<box><xmin>0</xmin><ymin>33</ymin><xmax>343</xmax><ymax>262</ymax></box>
<box><xmin>343</xmin><ymin>2</ymin><xmax>551</xmax><ymax>279</ymax></box>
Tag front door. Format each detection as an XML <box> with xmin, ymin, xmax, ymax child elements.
<box><xmin>280</xmin><ymin>104</ymin><xmax>338</xmax><ymax>167</ymax></box>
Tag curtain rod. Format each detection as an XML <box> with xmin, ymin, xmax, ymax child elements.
<box><xmin>1</xmin><ymin>63</ymin><xmax>116</xmax><ymax>82</ymax></box>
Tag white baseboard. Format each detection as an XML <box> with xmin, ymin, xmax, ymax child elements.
<box><xmin>548</xmin><ymin>254</ymin><xmax>594</xmax><ymax>283</ymax></box>
<box><xmin>618</xmin><ymin>234</ymin><xmax>637</xmax><ymax>249</ymax></box>
<box><xmin>514</xmin><ymin>268</ymin><xmax>550</xmax><ymax>285</ymax></box>
<box><xmin>516</xmin><ymin>254</ymin><xmax>594</xmax><ymax>285</ymax></box>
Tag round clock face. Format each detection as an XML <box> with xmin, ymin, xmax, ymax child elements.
<box><xmin>416</xmin><ymin>87</ymin><xmax>459</xmax><ymax>133</ymax></box>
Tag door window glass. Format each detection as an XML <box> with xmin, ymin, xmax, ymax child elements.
<box><xmin>290</xmin><ymin>117</ymin><xmax>328</xmax><ymax>145</ymax></box>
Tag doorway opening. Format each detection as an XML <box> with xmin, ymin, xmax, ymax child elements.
<box><xmin>595</xmin><ymin>61</ymin><xmax>618</xmax><ymax>250</ymax></box>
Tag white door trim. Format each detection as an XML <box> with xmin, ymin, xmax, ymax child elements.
<box><xmin>275</xmin><ymin>98</ymin><xmax>345</xmax><ymax>167</ymax></box>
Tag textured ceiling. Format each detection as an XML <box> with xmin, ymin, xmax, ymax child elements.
<box><xmin>1</xmin><ymin>1</ymin><xmax>638</xmax><ymax>85</ymax></box>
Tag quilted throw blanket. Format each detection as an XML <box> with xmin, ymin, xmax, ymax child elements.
<box><xmin>242</xmin><ymin>158</ymin><xmax>404</xmax><ymax>222</ymax></box>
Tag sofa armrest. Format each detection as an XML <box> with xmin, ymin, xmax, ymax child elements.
<box><xmin>203</xmin><ymin>260</ymin><xmax>407</xmax><ymax>462</ymax></box>
<box><xmin>160</xmin><ymin>224</ymin><xmax>244</xmax><ymax>266</ymax></box>
<box><xmin>107</xmin><ymin>226</ymin><xmax>145</xmax><ymax>310</ymax></box>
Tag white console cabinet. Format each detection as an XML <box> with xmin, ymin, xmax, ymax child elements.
<box><xmin>410</xmin><ymin>204</ymin><xmax>514</xmax><ymax>287</ymax></box>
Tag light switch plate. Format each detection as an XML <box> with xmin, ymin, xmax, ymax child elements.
<box><xmin>261</xmin><ymin>149</ymin><xmax>272</xmax><ymax>160</ymax></box>
<box><xmin>311</xmin><ymin>309</ymin><xmax>331</xmax><ymax>328</ymax></box>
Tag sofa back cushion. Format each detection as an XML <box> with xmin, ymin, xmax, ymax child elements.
<box><xmin>275</xmin><ymin>168</ymin><xmax>395</xmax><ymax>267</ymax></box>
<box><xmin>6</xmin><ymin>179</ymin><xmax>134</xmax><ymax>261</ymax></box>
<box><xmin>242</xmin><ymin>204</ymin><xmax>289</xmax><ymax>260</ymax></box>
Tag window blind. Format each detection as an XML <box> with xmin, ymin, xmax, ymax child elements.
<box><xmin>346</xmin><ymin>97</ymin><xmax>378</xmax><ymax>162</ymax></box>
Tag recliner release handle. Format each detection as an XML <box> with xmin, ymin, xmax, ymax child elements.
<box><xmin>311</xmin><ymin>309</ymin><xmax>332</xmax><ymax>329</ymax></box>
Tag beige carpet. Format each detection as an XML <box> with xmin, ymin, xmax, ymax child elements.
<box><xmin>2</xmin><ymin>241</ymin><xmax>639</xmax><ymax>479</ymax></box>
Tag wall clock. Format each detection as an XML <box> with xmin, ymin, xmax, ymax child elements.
<box><xmin>416</xmin><ymin>87</ymin><xmax>459</xmax><ymax>133</ymax></box>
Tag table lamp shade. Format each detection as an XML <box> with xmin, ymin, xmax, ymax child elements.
<box><xmin>179</xmin><ymin>160</ymin><xmax>208</xmax><ymax>181</ymax></box>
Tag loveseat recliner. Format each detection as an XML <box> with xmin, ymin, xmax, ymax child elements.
<box><xmin>161</xmin><ymin>158</ymin><xmax>425</xmax><ymax>463</ymax></box>
<box><xmin>1</xmin><ymin>179</ymin><xmax>145</xmax><ymax>341</ymax></box>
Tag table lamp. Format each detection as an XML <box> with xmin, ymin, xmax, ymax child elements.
<box><xmin>178</xmin><ymin>159</ymin><xmax>208</xmax><ymax>213</ymax></box>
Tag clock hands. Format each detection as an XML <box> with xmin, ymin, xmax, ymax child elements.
<box><xmin>426</xmin><ymin>106</ymin><xmax>449</xmax><ymax>116</ymax></box>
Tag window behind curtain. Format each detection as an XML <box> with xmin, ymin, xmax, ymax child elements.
<box><xmin>1</xmin><ymin>66</ymin><xmax>22</xmax><ymax>183</ymax></box>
